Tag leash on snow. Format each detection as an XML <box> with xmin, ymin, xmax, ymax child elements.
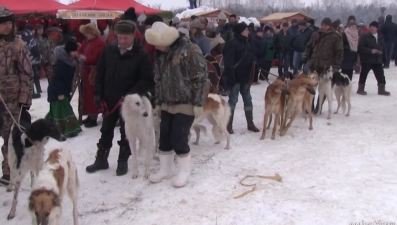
<box><xmin>0</xmin><ymin>94</ymin><xmax>25</xmax><ymax>133</ymax></box>
<box><xmin>234</xmin><ymin>173</ymin><xmax>282</xmax><ymax>199</ymax></box>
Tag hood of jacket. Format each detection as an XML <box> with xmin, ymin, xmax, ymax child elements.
<box><xmin>54</xmin><ymin>45</ymin><xmax>75</xmax><ymax>67</ymax></box>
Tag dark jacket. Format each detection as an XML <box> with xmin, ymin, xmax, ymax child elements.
<box><xmin>358</xmin><ymin>32</ymin><xmax>385</xmax><ymax>65</ymax></box>
<box><xmin>310</xmin><ymin>25</ymin><xmax>319</xmax><ymax>32</ymax></box>
<box><xmin>274</xmin><ymin>30</ymin><xmax>293</xmax><ymax>53</ymax></box>
<box><xmin>95</xmin><ymin>39</ymin><xmax>154</xmax><ymax>108</ymax></box>
<box><xmin>217</xmin><ymin>24</ymin><xmax>234</xmax><ymax>43</ymax></box>
<box><xmin>288</xmin><ymin>25</ymin><xmax>299</xmax><ymax>37</ymax></box>
<box><xmin>341</xmin><ymin>32</ymin><xmax>358</xmax><ymax>70</ymax></box>
<box><xmin>21</xmin><ymin>29</ymin><xmax>41</xmax><ymax>65</ymax></box>
<box><xmin>47</xmin><ymin>46</ymin><xmax>75</xmax><ymax>102</ymax></box>
<box><xmin>380</xmin><ymin>16</ymin><xmax>397</xmax><ymax>43</ymax></box>
<box><xmin>224</xmin><ymin>34</ymin><xmax>255</xmax><ymax>85</ymax></box>
<box><xmin>293</xmin><ymin>27</ymin><xmax>314</xmax><ymax>52</ymax></box>
<box><xmin>303</xmin><ymin>28</ymin><xmax>343</xmax><ymax>71</ymax></box>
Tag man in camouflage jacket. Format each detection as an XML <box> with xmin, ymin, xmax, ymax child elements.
<box><xmin>145</xmin><ymin>22</ymin><xmax>209</xmax><ymax>188</ymax></box>
<box><xmin>21</xmin><ymin>23</ymin><xmax>41</xmax><ymax>98</ymax></box>
<box><xmin>0</xmin><ymin>6</ymin><xmax>33</xmax><ymax>185</ymax></box>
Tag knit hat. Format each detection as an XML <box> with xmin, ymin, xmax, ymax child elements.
<box><xmin>64</xmin><ymin>39</ymin><xmax>78</xmax><ymax>53</ymax></box>
<box><xmin>114</xmin><ymin>20</ymin><xmax>137</xmax><ymax>34</ymax></box>
<box><xmin>190</xmin><ymin>18</ymin><xmax>201</xmax><ymax>29</ymax></box>
<box><xmin>369</xmin><ymin>21</ymin><xmax>378</xmax><ymax>28</ymax></box>
<box><xmin>178</xmin><ymin>22</ymin><xmax>190</xmax><ymax>37</ymax></box>
<box><xmin>172</xmin><ymin>17</ymin><xmax>181</xmax><ymax>24</ymax></box>
<box><xmin>347</xmin><ymin>15</ymin><xmax>356</xmax><ymax>22</ymax></box>
<box><xmin>332</xmin><ymin>19</ymin><xmax>341</xmax><ymax>29</ymax></box>
<box><xmin>306</xmin><ymin>18</ymin><xmax>315</xmax><ymax>25</ymax></box>
<box><xmin>121</xmin><ymin>7</ymin><xmax>137</xmax><ymax>22</ymax></box>
<box><xmin>79</xmin><ymin>23</ymin><xmax>101</xmax><ymax>36</ymax></box>
<box><xmin>233</xmin><ymin>22</ymin><xmax>247</xmax><ymax>34</ymax></box>
<box><xmin>264</xmin><ymin>25</ymin><xmax>271</xmax><ymax>33</ymax></box>
<box><xmin>145</xmin><ymin>21</ymin><xmax>180</xmax><ymax>47</ymax></box>
<box><xmin>267</xmin><ymin>22</ymin><xmax>274</xmax><ymax>28</ymax></box>
<box><xmin>25</xmin><ymin>23</ymin><xmax>34</xmax><ymax>31</ymax></box>
<box><xmin>321</xmin><ymin>17</ymin><xmax>332</xmax><ymax>26</ymax></box>
<box><xmin>0</xmin><ymin>6</ymin><xmax>14</xmax><ymax>24</ymax></box>
<box><xmin>217</xmin><ymin>12</ymin><xmax>227</xmax><ymax>20</ymax></box>
<box><xmin>255</xmin><ymin>27</ymin><xmax>263</xmax><ymax>33</ymax></box>
<box><xmin>282</xmin><ymin>22</ymin><xmax>289</xmax><ymax>27</ymax></box>
<box><xmin>144</xmin><ymin>15</ymin><xmax>163</xmax><ymax>26</ymax></box>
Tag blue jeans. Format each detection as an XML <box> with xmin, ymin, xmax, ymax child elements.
<box><xmin>384</xmin><ymin>41</ymin><xmax>395</xmax><ymax>67</ymax></box>
<box><xmin>189</xmin><ymin>1</ymin><xmax>197</xmax><ymax>9</ymax></box>
<box><xmin>293</xmin><ymin>51</ymin><xmax>309</xmax><ymax>75</ymax></box>
<box><xmin>278</xmin><ymin>52</ymin><xmax>290</xmax><ymax>76</ymax></box>
<box><xmin>228</xmin><ymin>83</ymin><xmax>253</xmax><ymax>111</ymax></box>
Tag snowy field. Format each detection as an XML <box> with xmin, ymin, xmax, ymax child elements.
<box><xmin>1</xmin><ymin>66</ymin><xmax>397</xmax><ymax>225</ymax></box>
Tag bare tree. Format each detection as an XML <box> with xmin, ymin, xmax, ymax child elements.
<box><xmin>150</xmin><ymin>4</ymin><xmax>162</xmax><ymax>10</ymax></box>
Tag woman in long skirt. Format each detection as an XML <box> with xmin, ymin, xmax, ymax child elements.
<box><xmin>46</xmin><ymin>39</ymin><xmax>82</xmax><ymax>138</ymax></box>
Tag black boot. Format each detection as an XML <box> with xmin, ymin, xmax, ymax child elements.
<box><xmin>378</xmin><ymin>84</ymin><xmax>390</xmax><ymax>96</ymax></box>
<box><xmin>84</xmin><ymin>120</ymin><xmax>98</xmax><ymax>128</ymax></box>
<box><xmin>34</xmin><ymin>77</ymin><xmax>42</xmax><ymax>93</ymax></box>
<box><xmin>245</xmin><ymin>110</ymin><xmax>259</xmax><ymax>132</ymax></box>
<box><xmin>227</xmin><ymin>110</ymin><xmax>234</xmax><ymax>134</ymax></box>
<box><xmin>116</xmin><ymin>141</ymin><xmax>131</xmax><ymax>176</ymax></box>
<box><xmin>86</xmin><ymin>144</ymin><xmax>110</xmax><ymax>173</ymax></box>
<box><xmin>32</xmin><ymin>93</ymin><xmax>41</xmax><ymax>99</ymax></box>
<box><xmin>82</xmin><ymin>117</ymin><xmax>91</xmax><ymax>124</ymax></box>
<box><xmin>0</xmin><ymin>175</ymin><xmax>10</xmax><ymax>186</ymax></box>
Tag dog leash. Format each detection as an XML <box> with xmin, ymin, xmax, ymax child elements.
<box><xmin>0</xmin><ymin>94</ymin><xmax>25</xmax><ymax>132</ymax></box>
<box><xmin>98</xmin><ymin>97</ymin><xmax>124</xmax><ymax>118</ymax></box>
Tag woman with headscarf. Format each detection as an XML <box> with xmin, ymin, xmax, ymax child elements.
<box><xmin>78</xmin><ymin>23</ymin><xmax>106</xmax><ymax>128</ymax></box>
<box><xmin>46</xmin><ymin>39</ymin><xmax>82</xmax><ymax>138</ymax></box>
<box><xmin>341</xmin><ymin>22</ymin><xmax>359</xmax><ymax>80</ymax></box>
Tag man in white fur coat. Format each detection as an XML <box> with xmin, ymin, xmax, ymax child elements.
<box><xmin>145</xmin><ymin>22</ymin><xmax>209</xmax><ymax>188</ymax></box>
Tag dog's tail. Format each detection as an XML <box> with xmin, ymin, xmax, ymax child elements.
<box><xmin>341</xmin><ymin>94</ymin><xmax>347</xmax><ymax>114</ymax></box>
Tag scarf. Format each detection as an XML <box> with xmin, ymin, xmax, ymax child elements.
<box><xmin>344</xmin><ymin>27</ymin><xmax>359</xmax><ymax>52</ymax></box>
<box><xmin>54</xmin><ymin>46</ymin><xmax>76</xmax><ymax>67</ymax></box>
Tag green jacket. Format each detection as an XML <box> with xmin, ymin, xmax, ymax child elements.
<box><xmin>264</xmin><ymin>35</ymin><xmax>274</xmax><ymax>61</ymax></box>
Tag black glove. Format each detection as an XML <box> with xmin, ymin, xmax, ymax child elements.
<box><xmin>94</xmin><ymin>95</ymin><xmax>101</xmax><ymax>108</ymax></box>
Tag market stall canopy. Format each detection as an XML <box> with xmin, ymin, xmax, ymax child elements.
<box><xmin>66</xmin><ymin>0</ymin><xmax>163</xmax><ymax>14</ymax></box>
<box><xmin>0</xmin><ymin>0</ymin><xmax>68</xmax><ymax>15</ymax></box>
<box><xmin>260</xmin><ymin>12</ymin><xmax>315</xmax><ymax>24</ymax></box>
<box><xmin>180</xmin><ymin>9</ymin><xmax>232</xmax><ymax>22</ymax></box>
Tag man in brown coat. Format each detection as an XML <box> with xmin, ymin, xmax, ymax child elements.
<box><xmin>302</xmin><ymin>17</ymin><xmax>343</xmax><ymax>113</ymax></box>
<box><xmin>0</xmin><ymin>6</ymin><xmax>33</xmax><ymax>185</ymax></box>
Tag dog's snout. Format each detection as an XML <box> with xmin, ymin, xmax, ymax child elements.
<box><xmin>143</xmin><ymin>112</ymin><xmax>148</xmax><ymax>117</ymax></box>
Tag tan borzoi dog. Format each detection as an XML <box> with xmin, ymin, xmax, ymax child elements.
<box><xmin>28</xmin><ymin>149</ymin><xmax>79</xmax><ymax>225</ymax></box>
<box><xmin>121</xmin><ymin>93</ymin><xmax>155</xmax><ymax>179</ymax></box>
<box><xmin>191</xmin><ymin>93</ymin><xmax>231</xmax><ymax>150</ymax></box>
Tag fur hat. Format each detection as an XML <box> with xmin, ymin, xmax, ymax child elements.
<box><xmin>114</xmin><ymin>20</ymin><xmax>137</xmax><ymax>34</ymax></box>
<box><xmin>217</xmin><ymin>12</ymin><xmax>227</xmax><ymax>20</ymax></box>
<box><xmin>172</xmin><ymin>17</ymin><xmax>181</xmax><ymax>24</ymax></box>
<box><xmin>178</xmin><ymin>22</ymin><xmax>190</xmax><ymax>37</ymax></box>
<box><xmin>369</xmin><ymin>21</ymin><xmax>378</xmax><ymax>28</ymax></box>
<box><xmin>190</xmin><ymin>18</ymin><xmax>201</xmax><ymax>29</ymax></box>
<box><xmin>0</xmin><ymin>6</ymin><xmax>14</xmax><ymax>24</ymax></box>
<box><xmin>233</xmin><ymin>22</ymin><xmax>247</xmax><ymax>34</ymax></box>
<box><xmin>145</xmin><ymin>21</ymin><xmax>180</xmax><ymax>47</ymax></box>
<box><xmin>121</xmin><ymin>7</ymin><xmax>137</xmax><ymax>22</ymax></box>
<box><xmin>79</xmin><ymin>23</ymin><xmax>100</xmax><ymax>36</ymax></box>
<box><xmin>64</xmin><ymin>39</ymin><xmax>78</xmax><ymax>53</ymax></box>
<box><xmin>321</xmin><ymin>17</ymin><xmax>332</xmax><ymax>26</ymax></box>
<box><xmin>144</xmin><ymin>15</ymin><xmax>163</xmax><ymax>26</ymax></box>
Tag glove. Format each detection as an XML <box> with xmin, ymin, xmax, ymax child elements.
<box><xmin>58</xmin><ymin>95</ymin><xmax>65</xmax><ymax>100</ymax></box>
<box><xmin>153</xmin><ymin>105</ymin><xmax>161</xmax><ymax>119</ymax></box>
<box><xmin>94</xmin><ymin>95</ymin><xmax>101</xmax><ymax>108</ymax></box>
<box><xmin>193</xmin><ymin>106</ymin><xmax>203</xmax><ymax>119</ymax></box>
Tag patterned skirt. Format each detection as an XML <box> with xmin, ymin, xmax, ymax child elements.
<box><xmin>46</xmin><ymin>99</ymin><xmax>82</xmax><ymax>137</ymax></box>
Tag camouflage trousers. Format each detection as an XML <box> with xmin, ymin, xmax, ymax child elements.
<box><xmin>0</xmin><ymin>101</ymin><xmax>20</xmax><ymax>176</ymax></box>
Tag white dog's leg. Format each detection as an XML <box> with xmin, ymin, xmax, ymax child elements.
<box><xmin>334</xmin><ymin>90</ymin><xmax>341</xmax><ymax>114</ymax></box>
<box><xmin>7</xmin><ymin>179</ymin><xmax>21</xmax><ymax>220</ymax></box>
<box><xmin>67</xmin><ymin>165</ymin><xmax>79</xmax><ymax>225</ymax></box>
<box><xmin>345</xmin><ymin>89</ymin><xmax>351</xmax><ymax>117</ymax></box>
<box><xmin>129</xmin><ymin>138</ymin><xmax>139</xmax><ymax>179</ymax></box>
<box><xmin>327</xmin><ymin>87</ymin><xmax>332</xmax><ymax>120</ymax></box>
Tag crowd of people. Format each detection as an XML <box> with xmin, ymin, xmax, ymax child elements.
<box><xmin>0</xmin><ymin>4</ymin><xmax>395</xmax><ymax>187</ymax></box>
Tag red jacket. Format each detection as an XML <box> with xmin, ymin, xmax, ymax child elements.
<box><xmin>78</xmin><ymin>36</ymin><xmax>106</xmax><ymax>65</ymax></box>
<box><xmin>106</xmin><ymin>29</ymin><xmax>143</xmax><ymax>44</ymax></box>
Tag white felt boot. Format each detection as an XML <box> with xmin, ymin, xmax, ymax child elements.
<box><xmin>149</xmin><ymin>151</ymin><xmax>174</xmax><ymax>183</ymax></box>
<box><xmin>172</xmin><ymin>154</ymin><xmax>191</xmax><ymax>188</ymax></box>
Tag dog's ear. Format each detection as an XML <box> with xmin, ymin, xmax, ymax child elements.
<box><xmin>306</xmin><ymin>86</ymin><xmax>316</xmax><ymax>95</ymax></box>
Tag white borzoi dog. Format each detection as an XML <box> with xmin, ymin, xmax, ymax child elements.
<box><xmin>7</xmin><ymin>119</ymin><xmax>65</xmax><ymax>220</ymax></box>
<box><xmin>191</xmin><ymin>93</ymin><xmax>231</xmax><ymax>150</ymax></box>
<box><xmin>121</xmin><ymin>93</ymin><xmax>155</xmax><ymax>179</ymax></box>
<box><xmin>28</xmin><ymin>148</ymin><xmax>79</xmax><ymax>225</ymax></box>
<box><xmin>332</xmin><ymin>71</ymin><xmax>352</xmax><ymax>116</ymax></box>
<box><xmin>315</xmin><ymin>68</ymin><xmax>333</xmax><ymax>119</ymax></box>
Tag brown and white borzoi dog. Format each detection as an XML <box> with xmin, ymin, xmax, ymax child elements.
<box><xmin>260</xmin><ymin>79</ymin><xmax>290</xmax><ymax>140</ymax></box>
<box><xmin>191</xmin><ymin>93</ymin><xmax>231</xmax><ymax>150</ymax></box>
<box><xmin>121</xmin><ymin>93</ymin><xmax>155</xmax><ymax>179</ymax></box>
<box><xmin>28</xmin><ymin>149</ymin><xmax>79</xmax><ymax>225</ymax></box>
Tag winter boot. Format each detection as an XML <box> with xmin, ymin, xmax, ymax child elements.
<box><xmin>86</xmin><ymin>144</ymin><xmax>110</xmax><ymax>173</ymax></box>
<box><xmin>32</xmin><ymin>93</ymin><xmax>41</xmax><ymax>99</ymax></box>
<box><xmin>34</xmin><ymin>77</ymin><xmax>42</xmax><ymax>93</ymax></box>
<box><xmin>245</xmin><ymin>110</ymin><xmax>259</xmax><ymax>132</ymax></box>
<box><xmin>356</xmin><ymin>84</ymin><xmax>367</xmax><ymax>95</ymax></box>
<box><xmin>172</xmin><ymin>154</ymin><xmax>191</xmax><ymax>188</ymax></box>
<box><xmin>378</xmin><ymin>84</ymin><xmax>390</xmax><ymax>96</ymax></box>
<box><xmin>84</xmin><ymin>120</ymin><xmax>97</xmax><ymax>128</ymax></box>
<box><xmin>227</xmin><ymin>110</ymin><xmax>234</xmax><ymax>134</ymax></box>
<box><xmin>149</xmin><ymin>151</ymin><xmax>174</xmax><ymax>183</ymax></box>
<box><xmin>0</xmin><ymin>175</ymin><xmax>10</xmax><ymax>186</ymax></box>
<box><xmin>82</xmin><ymin>117</ymin><xmax>91</xmax><ymax>124</ymax></box>
<box><xmin>116</xmin><ymin>141</ymin><xmax>131</xmax><ymax>176</ymax></box>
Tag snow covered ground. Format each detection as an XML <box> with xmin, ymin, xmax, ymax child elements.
<box><xmin>1</xmin><ymin>66</ymin><xmax>397</xmax><ymax>225</ymax></box>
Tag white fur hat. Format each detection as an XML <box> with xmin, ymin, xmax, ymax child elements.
<box><xmin>145</xmin><ymin>22</ymin><xmax>180</xmax><ymax>46</ymax></box>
